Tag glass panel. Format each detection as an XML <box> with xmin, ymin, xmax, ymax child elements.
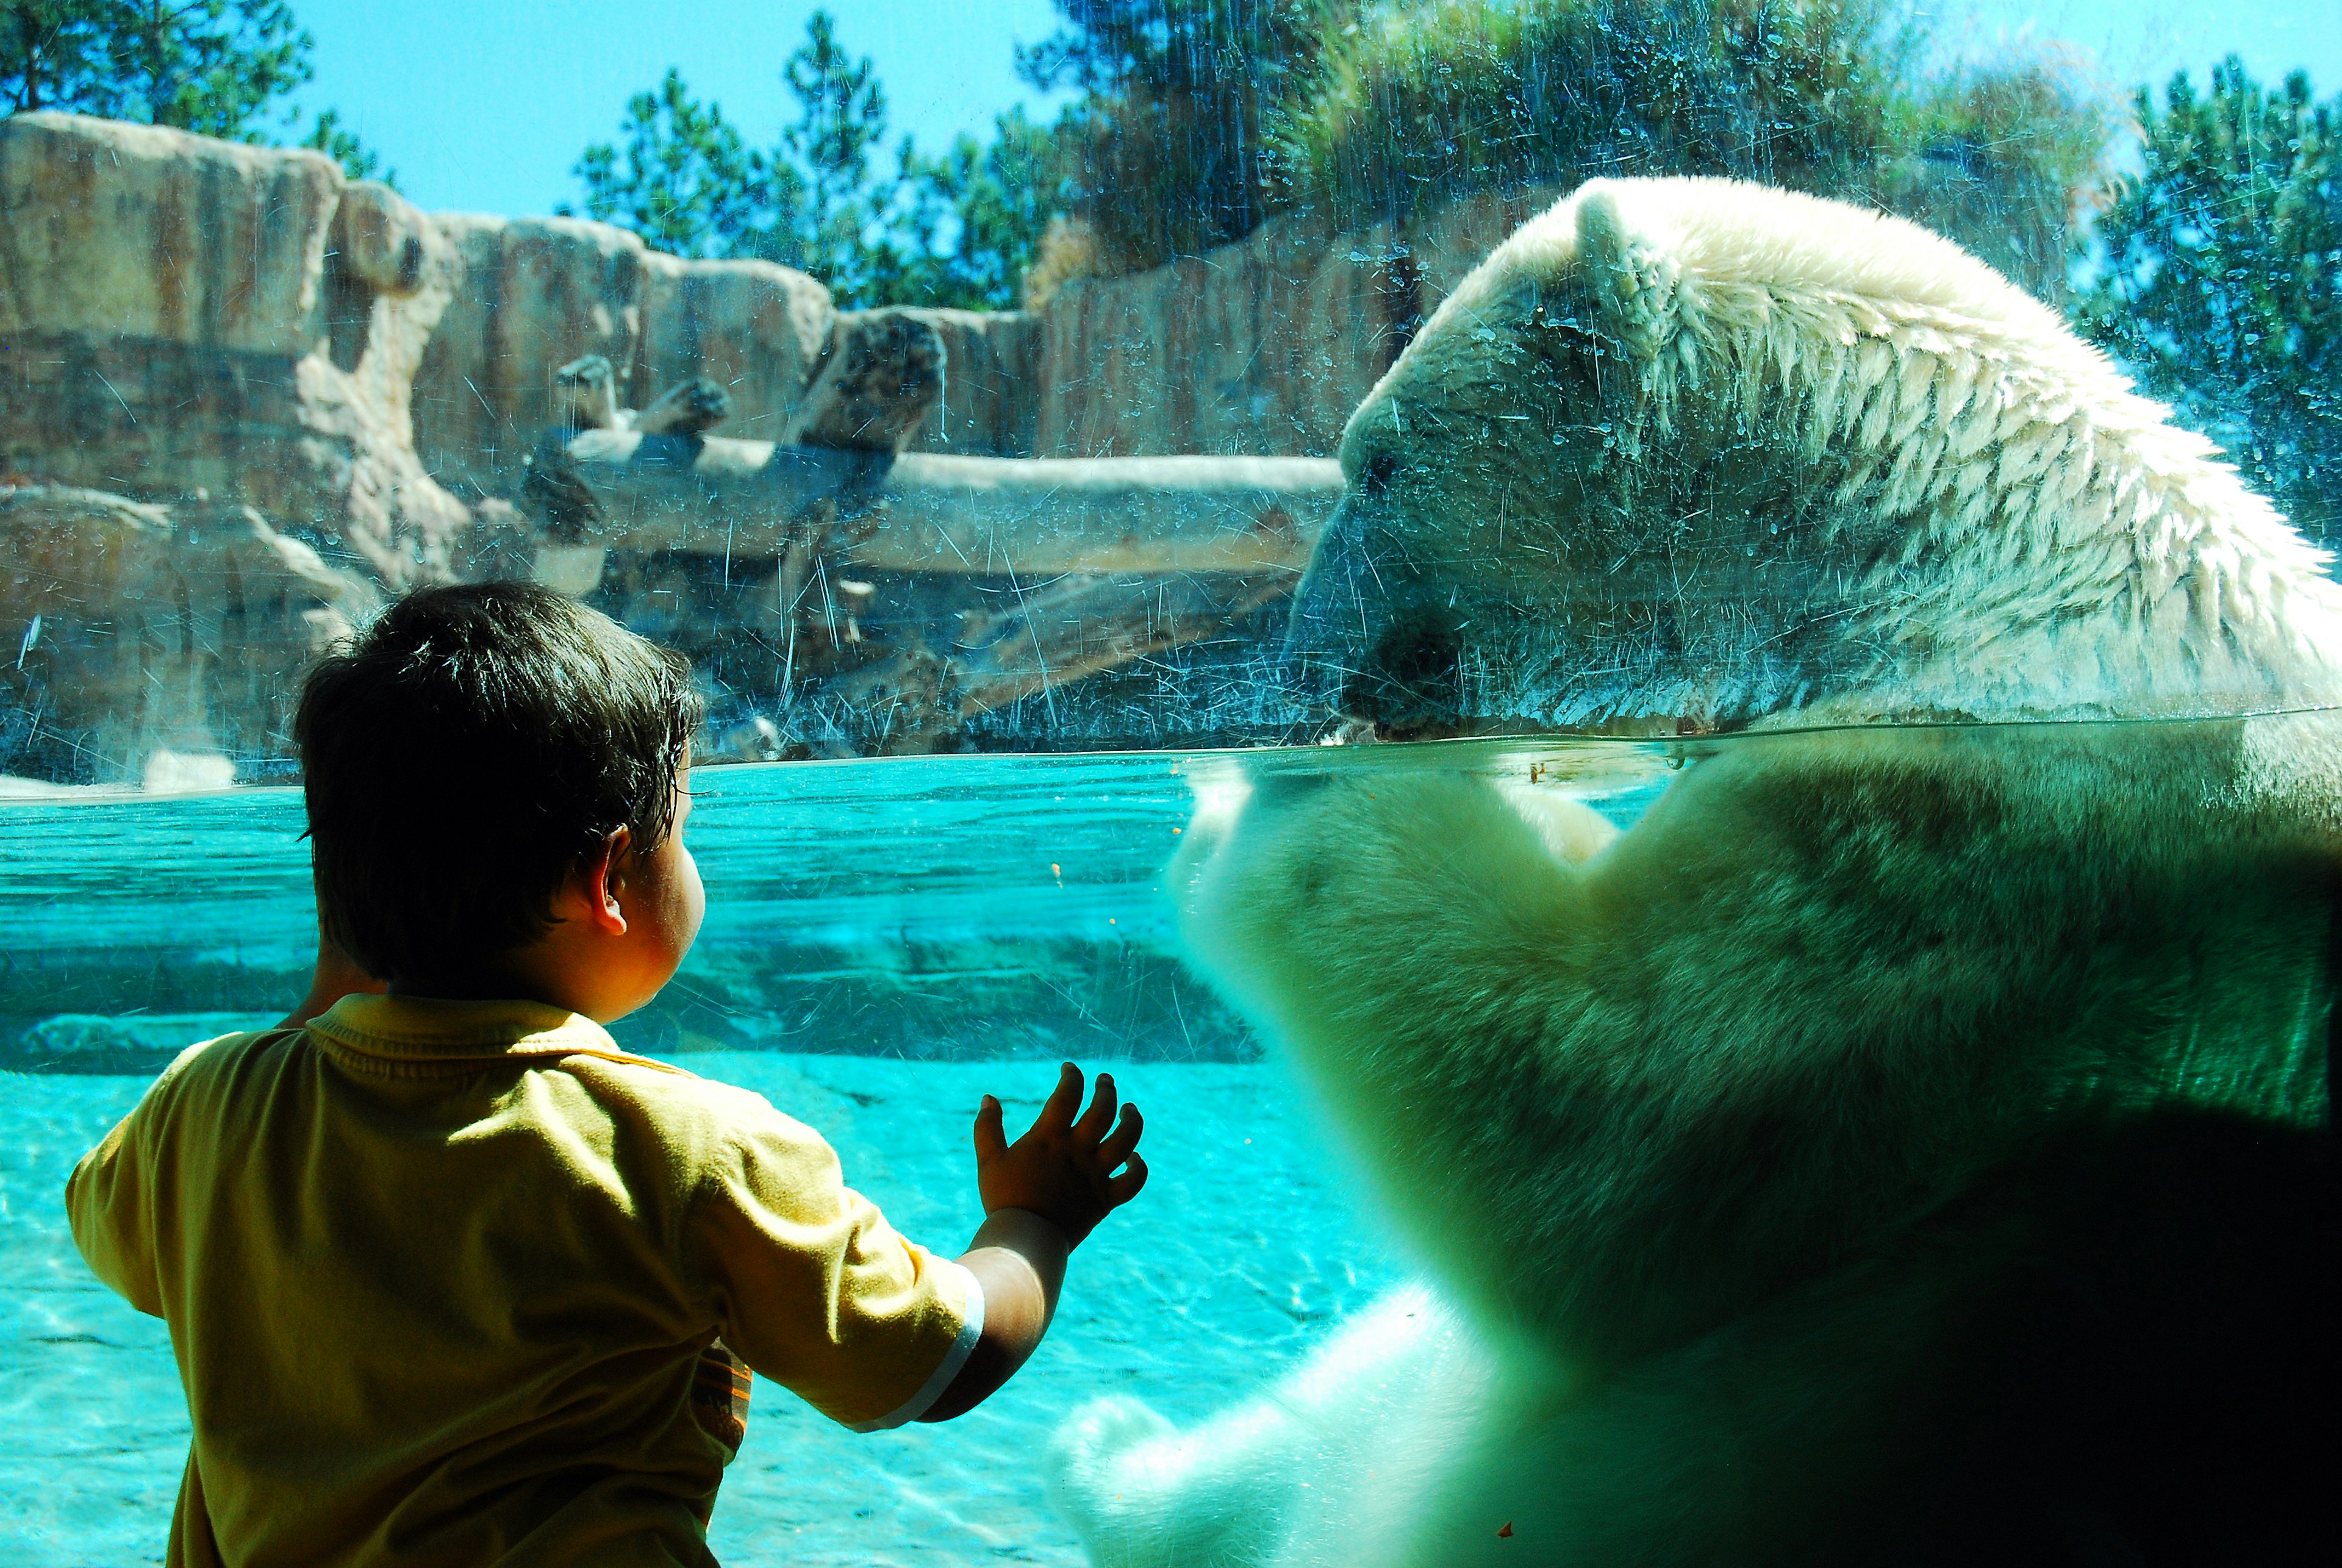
<box><xmin>4</xmin><ymin>2</ymin><xmax>2336</xmax><ymax>1563</ymax></box>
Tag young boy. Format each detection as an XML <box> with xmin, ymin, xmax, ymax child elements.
<box><xmin>67</xmin><ymin>582</ymin><xmax>1147</xmax><ymax>1566</ymax></box>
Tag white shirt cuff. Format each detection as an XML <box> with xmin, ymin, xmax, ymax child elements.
<box><xmin>846</xmin><ymin>1256</ymin><xmax>986</xmax><ymax>1433</ymax></box>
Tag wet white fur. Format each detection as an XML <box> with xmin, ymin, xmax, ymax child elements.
<box><xmin>1480</xmin><ymin>179</ymin><xmax>2342</xmax><ymax>719</ymax></box>
<box><xmin>1340</xmin><ymin>177</ymin><xmax>2342</xmax><ymax>726</ymax></box>
<box><xmin>1047</xmin><ymin>180</ymin><xmax>2342</xmax><ymax>1566</ymax></box>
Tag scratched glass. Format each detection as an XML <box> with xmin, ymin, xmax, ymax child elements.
<box><xmin>2</xmin><ymin>3</ymin><xmax>2336</xmax><ymax>1563</ymax></box>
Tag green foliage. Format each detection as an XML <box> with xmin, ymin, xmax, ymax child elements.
<box><xmin>299</xmin><ymin>106</ymin><xmax>390</xmax><ymax>187</ymax></box>
<box><xmin>1019</xmin><ymin>1</ymin><xmax>1357</xmax><ymax>268</ymax></box>
<box><xmin>0</xmin><ymin>0</ymin><xmax>315</xmax><ymax>137</ymax></box>
<box><xmin>1285</xmin><ymin>0</ymin><xmax>1899</xmax><ymax>224</ymax></box>
<box><xmin>570</xmin><ymin>10</ymin><xmax>1059</xmax><ymax>310</ymax></box>
<box><xmin>895</xmin><ymin>108</ymin><xmax>1070</xmax><ymax>310</ymax></box>
<box><xmin>5</xmin><ymin>1</ymin><xmax>386</xmax><ymax>176</ymax></box>
<box><xmin>2</xmin><ymin>1</ymin><xmax>110</xmax><ymax>115</ymax></box>
<box><xmin>2077</xmin><ymin>60</ymin><xmax>2342</xmax><ymax>545</ymax></box>
<box><xmin>1279</xmin><ymin>0</ymin><xmax>2111</xmax><ymax>242</ymax></box>
<box><xmin>756</xmin><ymin>8</ymin><xmax>894</xmax><ymax>291</ymax></box>
<box><xmin>4</xmin><ymin>0</ymin><xmax>403</xmax><ymax>196</ymax></box>
<box><xmin>112</xmin><ymin>0</ymin><xmax>309</xmax><ymax>137</ymax></box>
<box><xmin>568</xmin><ymin>68</ymin><xmax>765</xmax><ymax>259</ymax></box>
<box><xmin>1894</xmin><ymin>48</ymin><xmax>2115</xmax><ymax>198</ymax></box>
<box><xmin>1018</xmin><ymin>0</ymin><xmax>2113</xmax><ymax>295</ymax></box>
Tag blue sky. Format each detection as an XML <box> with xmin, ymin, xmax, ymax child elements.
<box><xmin>282</xmin><ymin>1</ymin><xmax>2342</xmax><ymax>218</ymax></box>
<box><xmin>284</xmin><ymin>1</ymin><xmax>1074</xmax><ymax>214</ymax></box>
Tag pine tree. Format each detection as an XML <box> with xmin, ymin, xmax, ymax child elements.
<box><xmin>568</xmin><ymin>69</ymin><xmax>765</xmax><ymax>259</ymax></box>
<box><xmin>1019</xmin><ymin>1</ymin><xmax>1355</xmax><ymax>268</ymax></box>
<box><xmin>568</xmin><ymin>10</ymin><xmax>1060</xmax><ymax>310</ymax></box>
<box><xmin>1</xmin><ymin>1</ymin><xmax>111</xmax><ymax>115</ymax></box>
<box><xmin>2078</xmin><ymin>60</ymin><xmax>2342</xmax><ymax>546</ymax></box>
<box><xmin>298</xmin><ymin>106</ymin><xmax>389</xmax><ymax>185</ymax></box>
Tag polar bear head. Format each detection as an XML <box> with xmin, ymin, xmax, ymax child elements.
<box><xmin>1292</xmin><ymin>177</ymin><xmax>2342</xmax><ymax>734</ymax></box>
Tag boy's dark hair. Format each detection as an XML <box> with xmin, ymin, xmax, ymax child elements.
<box><xmin>295</xmin><ymin>582</ymin><xmax>703</xmax><ymax>984</ymax></box>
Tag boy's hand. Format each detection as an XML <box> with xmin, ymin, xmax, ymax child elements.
<box><xmin>927</xmin><ymin>1065</ymin><xmax>1145</xmax><ymax>1420</ymax></box>
<box><xmin>973</xmin><ymin>1063</ymin><xmax>1146</xmax><ymax>1247</ymax></box>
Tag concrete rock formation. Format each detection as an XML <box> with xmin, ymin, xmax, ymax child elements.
<box><xmin>0</xmin><ymin>113</ymin><xmax>470</xmax><ymax>585</ymax></box>
<box><xmin>1029</xmin><ymin>190</ymin><xmax>1572</xmax><ymax>459</ymax></box>
<box><xmin>414</xmin><ymin>217</ymin><xmax>835</xmax><ymax>496</ymax></box>
<box><xmin>0</xmin><ymin>120</ymin><xmax>1614</xmax><ymax>775</ymax></box>
<box><xmin>0</xmin><ymin>484</ymin><xmax>379</xmax><ymax>782</ymax></box>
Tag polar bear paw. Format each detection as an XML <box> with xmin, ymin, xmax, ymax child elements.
<box><xmin>1050</xmin><ymin>1395</ymin><xmax>1173</xmax><ymax>1498</ymax></box>
<box><xmin>1047</xmin><ymin>1395</ymin><xmax>1289</xmax><ymax>1567</ymax></box>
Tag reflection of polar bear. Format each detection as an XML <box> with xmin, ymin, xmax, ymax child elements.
<box><xmin>1050</xmin><ymin>181</ymin><xmax>2340</xmax><ymax>1564</ymax></box>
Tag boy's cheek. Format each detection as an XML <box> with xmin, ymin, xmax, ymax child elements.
<box><xmin>674</xmin><ymin>849</ymin><xmax>707</xmax><ymax>955</ymax></box>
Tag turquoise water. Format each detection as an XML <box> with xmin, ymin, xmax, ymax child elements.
<box><xmin>2</xmin><ymin>1053</ymin><xmax>1394</xmax><ymax>1565</ymax></box>
<box><xmin>0</xmin><ymin>743</ymin><xmax>1671</xmax><ymax>1564</ymax></box>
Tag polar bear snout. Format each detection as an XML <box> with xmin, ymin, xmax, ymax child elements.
<box><xmin>1286</xmin><ymin>494</ymin><xmax>1476</xmax><ymax>738</ymax></box>
<box><xmin>1341</xmin><ymin>607</ymin><xmax>1468</xmax><ymax>738</ymax></box>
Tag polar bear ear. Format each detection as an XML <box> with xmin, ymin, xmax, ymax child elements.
<box><xmin>1575</xmin><ymin>184</ymin><xmax>1678</xmax><ymax>366</ymax></box>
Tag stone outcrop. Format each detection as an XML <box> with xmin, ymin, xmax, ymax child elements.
<box><xmin>638</xmin><ymin>252</ymin><xmax>835</xmax><ymax>443</ymax></box>
<box><xmin>894</xmin><ymin>307</ymin><xmax>1044</xmax><ymax>456</ymax></box>
<box><xmin>414</xmin><ymin>215</ymin><xmax>645</xmax><ymax>497</ymax></box>
<box><xmin>414</xmin><ymin>218</ymin><xmax>836</xmax><ymax>495</ymax></box>
<box><xmin>0</xmin><ymin>113</ymin><xmax>1564</xmax><ymax>778</ymax></box>
<box><xmin>1031</xmin><ymin>210</ymin><xmax>1408</xmax><ymax>459</ymax></box>
<box><xmin>0</xmin><ymin>484</ymin><xmax>379</xmax><ymax>782</ymax></box>
<box><xmin>1017</xmin><ymin>171</ymin><xmax>2074</xmax><ymax>459</ymax></box>
<box><xmin>0</xmin><ymin>113</ymin><xmax>471</xmax><ymax>584</ymax></box>
<box><xmin>1022</xmin><ymin>188</ymin><xmax>1565</xmax><ymax>458</ymax></box>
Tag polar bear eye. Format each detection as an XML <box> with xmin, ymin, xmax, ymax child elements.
<box><xmin>1359</xmin><ymin>452</ymin><xmax>1400</xmax><ymax>498</ymax></box>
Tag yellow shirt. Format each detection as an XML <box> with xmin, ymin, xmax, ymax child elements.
<box><xmin>65</xmin><ymin>994</ymin><xmax>983</xmax><ymax>1567</ymax></box>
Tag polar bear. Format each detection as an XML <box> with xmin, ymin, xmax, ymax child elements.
<box><xmin>1049</xmin><ymin>180</ymin><xmax>2340</xmax><ymax>1565</ymax></box>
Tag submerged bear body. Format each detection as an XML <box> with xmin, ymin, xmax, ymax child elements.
<box><xmin>1048</xmin><ymin>180</ymin><xmax>2340</xmax><ymax>1565</ymax></box>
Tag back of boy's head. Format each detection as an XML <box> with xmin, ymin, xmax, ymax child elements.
<box><xmin>296</xmin><ymin>582</ymin><xmax>703</xmax><ymax>985</ymax></box>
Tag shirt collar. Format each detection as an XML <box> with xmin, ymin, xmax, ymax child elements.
<box><xmin>307</xmin><ymin>993</ymin><xmax>640</xmax><ymax>1066</ymax></box>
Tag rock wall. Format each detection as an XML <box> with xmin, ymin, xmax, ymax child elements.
<box><xmin>413</xmin><ymin>215</ymin><xmax>645</xmax><ymax>497</ymax></box>
<box><xmin>0</xmin><ymin>485</ymin><xmax>379</xmax><ymax>782</ymax></box>
<box><xmin>0</xmin><ymin>114</ymin><xmax>1716</xmax><ymax>781</ymax></box>
<box><xmin>0</xmin><ymin>113</ymin><xmax>1541</xmax><ymax>779</ymax></box>
<box><xmin>0</xmin><ymin>113</ymin><xmax>471</xmax><ymax>584</ymax></box>
<box><xmin>896</xmin><ymin>307</ymin><xmax>1045</xmax><ymax>457</ymax></box>
<box><xmin>1014</xmin><ymin>173</ymin><xmax>2074</xmax><ymax>459</ymax></box>
<box><xmin>1025</xmin><ymin>189</ymin><xmax>1564</xmax><ymax>458</ymax></box>
<box><xmin>412</xmin><ymin>220</ymin><xmax>836</xmax><ymax>495</ymax></box>
<box><xmin>403</xmin><ymin>190</ymin><xmax>1561</xmax><ymax>471</ymax></box>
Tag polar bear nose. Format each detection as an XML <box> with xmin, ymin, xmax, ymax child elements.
<box><xmin>1344</xmin><ymin>607</ymin><xmax>1467</xmax><ymax>737</ymax></box>
<box><xmin>1283</xmin><ymin>495</ymin><xmax>1466</xmax><ymax>735</ymax></box>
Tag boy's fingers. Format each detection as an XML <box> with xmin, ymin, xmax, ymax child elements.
<box><xmin>1106</xmin><ymin>1150</ymin><xmax>1148</xmax><ymax>1208</ymax></box>
<box><xmin>1073</xmin><ymin>1072</ymin><xmax>1119</xmax><ymax>1142</ymax></box>
<box><xmin>1037</xmin><ymin>1061</ymin><xmax>1084</xmax><ymax>1134</ymax></box>
<box><xmin>1099</xmin><ymin>1103</ymin><xmax>1143</xmax><ymax>1165</ymax></box>
<box><xmin>972</xmin><ymin>1095</ymin><xmax>1008</xmax><ymax>1165</ymax></box>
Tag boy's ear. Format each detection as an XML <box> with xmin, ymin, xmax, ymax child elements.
<box><xmin>570</xmin><ymin>827</ymin><xmax>633</xmax><ymax>936</ymax></box>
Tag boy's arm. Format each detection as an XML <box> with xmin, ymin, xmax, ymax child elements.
<box><xmin>917</xmin><ymin>1208</ymin><xmax>1067</xmax><ymax>1422</ymax></box>
<box><xmin>64</xmin><ymin>1056</ymin><xmax>193</xmax><ymax>1318</ymax></box>
<box><xmin>66</xmin><ymin>1116</ymin><xmax>159</xmax><ymax>1314</ymax></box>
<box><xmin>917</xmin><ymin>1063</ymin><xmax>1146</xmax><ymax>1422</ymax></box>
<box><xmin>689</xmin><ymin>1063</ymin><xmax>1143</xmax><ymax>1430</ymax></box>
